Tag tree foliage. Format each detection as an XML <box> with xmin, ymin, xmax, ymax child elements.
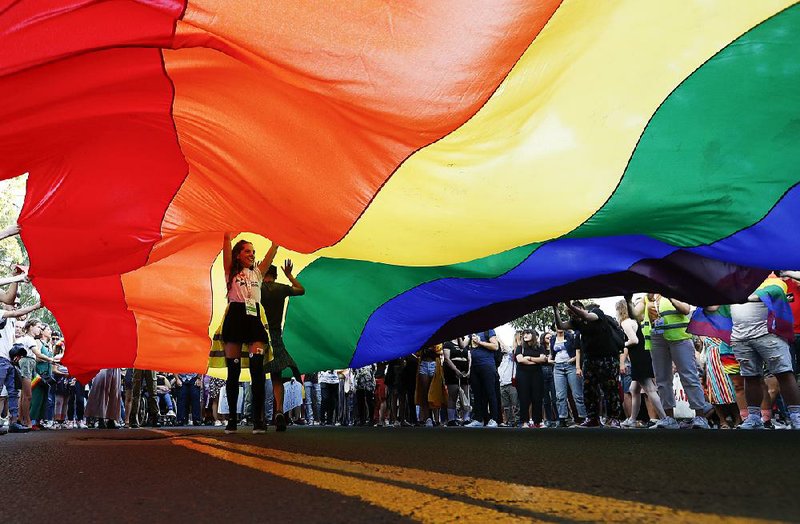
<box><xmin>508</xmin><ymin>304</ymin><xmax>569</xmax><ymax>334</ymax></box>
<box><xmin>0</xmin><ymin>176</ymin><xmax>62</xmax><ymax>332</ymax></box>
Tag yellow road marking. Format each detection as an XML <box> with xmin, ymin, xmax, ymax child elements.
<box><xmin>172</xmin><ymin>437</ymin><xmax>531</xmax><ymax>523</ymax></box>
<box><xmin>170</xmin><ymin>435</ymin><xmax>777</xmax><ymax>523</ymax></box>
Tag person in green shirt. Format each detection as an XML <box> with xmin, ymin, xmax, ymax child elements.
<box><xmin>261</xmin><ymin>259</ymin><xmax>305</xmax><ymax>431</ymax></box>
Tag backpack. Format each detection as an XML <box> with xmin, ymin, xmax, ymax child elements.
<box><xmin>601</xmin><ymin>312</ymin><xmax>626</xmax><ymax>353</ymax></box>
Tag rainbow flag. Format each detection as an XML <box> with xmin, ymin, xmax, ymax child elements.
<box><xmin>754</xmin><ymin>280</ymin><xmax>794</xmax><ymax>343</ymax></box>
<box><xmin>1</xmin><ymin>2</ymin><xmax>799</xmax><ymax>379</ymax></box>
<box><xmin>688</xmin><ymin>306</ymin><xmax>733</xmax><ymax>344</ymax></box>
<box><xmin>690</xmin><ymin>278</ymin><xmax>795</xmax><ymax>344</ymax></box>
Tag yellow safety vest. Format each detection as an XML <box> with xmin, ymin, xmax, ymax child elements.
<box><xmin>642</xmin><ymin>296</ymin><xmax>692</xmax><ymax>349</ymax></box>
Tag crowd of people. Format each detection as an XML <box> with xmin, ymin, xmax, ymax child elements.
<box><xmin>3</xmin><ymin>230</ymin><xmax>800</xmax><ymax>434</ymax></box>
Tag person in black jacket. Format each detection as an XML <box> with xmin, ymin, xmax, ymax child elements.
<box><xmin>554</xmin><ymin>301</ymin><xmax>623</xmax><ymax>428</ymax></box>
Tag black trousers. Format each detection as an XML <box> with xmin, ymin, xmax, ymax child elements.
<box><xmin>517</xmin><ymin>368</ymin><xmax>544</xmax><ymax>424</ymax></box>
<box><xmin>470</xmin><ymin>364</ymin><xmax>500</xmax><ymax>423</ymax></box>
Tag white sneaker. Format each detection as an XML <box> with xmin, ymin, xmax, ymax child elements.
<box><xmin>464</xmin><ymin>420</ymin><xmax>484</xmax><ymax>428</ymax></box>
<box><xmin>691</xmin><ymin>416</ymin><xmax>710</xmax><ymax>430</ymax></box>
<box><xmin>424</xmin><ymin>418</ymin><xmax>433</xmax><ymax>427</ymax></box>
<box><xmin>166</xmin><ymin>410</ymin><xmax>176</xmax><ymax>417</ymax></box>
<box><xmin>737</xmin><ymin>414</ymin><xmax>764</xmax><ymax>430</ymax></box>
<box><xmin>649</xmin><ymin>416</ymin><xmax>680</xmax><ymax>429</ymax></box>
<box><xmin>620</xmin><ymin>418</ymin><xmax>638</xmax><ymax>429</ymax></box>
<box><xmin>0</xmin><ymin>417</ymin><xmax>7</xmax><ymax>428</ymax></box>
<box><xmin>486</xmin><ymin>419</ymin><xmax>498</xmax><ymax>428</ymax></box>
<box><xmin>789</xmin><ymin>412</ymin><xmax>800</xmax><ymax>430</ymax></box>
<box><xmin>214</xmin><ymin>420</ymin><xmax>223</xmax><ymax>427</ymax></box>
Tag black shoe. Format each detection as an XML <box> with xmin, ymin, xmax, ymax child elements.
<box><xmin>149</xmin><ymin>420</ymin><xmax>163</xmax><ymax>428</ymax></box>
<box><xmin>8</xmin><ymin>423</ymin><xmax>30</xmax><ymax>433</ymax></box>
<box><xmin>275</xmin><ymin>413</ymin><xmax>287</xmax><ymax>432</ymax></box>
<box><xmin>224</xmin><ymin>420</ymin><xmax>238</xmax><ymax>434</ymax></box>
<box><xmin>106</xmin><ymin>420</ymin><xmax>118</xmax><ymax>430</ymax></box>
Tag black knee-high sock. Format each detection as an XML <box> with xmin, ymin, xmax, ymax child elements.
<box><xmin>226</xmin><ymin>358</ymin><xmax>241</xmax><ymax>423</ymax></box>
<box><xmin>249</xmin><ymin>354</ymin><xmax>265</xmax><ymax>426</ymax></box>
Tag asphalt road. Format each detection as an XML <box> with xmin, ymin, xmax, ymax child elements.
<box><xmin>2</xmin><ymin>425</ymin><xmax>798</xmax><ymax>523</ymax></box>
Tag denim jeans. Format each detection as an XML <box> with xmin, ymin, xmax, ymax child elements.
<box><xmin>0</xmin><ymin>357</ymin><xmax>19</xmax><ymax>418</ymax></box>
<box><xmin>177</xmin><ymin>382</ymin><xmax>201</xmax><ymax>424</ymax></box>
<box><xmin>304</xmin><ymin>381</ymin><xmax>320</xmax><ymax>422</ymax></box>
<box><xmin>554</xmin><ymin>361</ymin><xmax>586</xmax><ymax>419</ymax></box>
<box><xmin>159</xmin><ymin>393</ymin><xmax>175</xmax><ymax>412</ymax></box>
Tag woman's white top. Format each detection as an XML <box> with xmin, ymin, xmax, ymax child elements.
<box><xmin>227</xmin><ymin>267</ymin><xmax>262</xmax><ymax>303</ymax></box>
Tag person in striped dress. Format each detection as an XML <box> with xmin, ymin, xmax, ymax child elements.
<box><xmin>701</xmin><ymin>336</ymin><xmax>740</xmax><ymax>428</ymax></box>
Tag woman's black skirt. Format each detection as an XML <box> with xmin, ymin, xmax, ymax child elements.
<box><xmin>221</xmin><ymin>302</ymin><xmax>269</xmax><ymax>345</ymax></box>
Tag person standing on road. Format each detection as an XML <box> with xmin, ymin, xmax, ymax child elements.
<box><xmin>617</xmin><ymin>297</ymin><xmax>669</xmax><ymax>429</ymax></box>
<box><xmin>696</xmin><ymin>276</ymin><xmax>800</xmax><ymax>430</ymax></box>
<box><xmin>554</xmin><ymin>302</ymin><xmax>624</xmax><ymax>428</ymax></box>
<box><xmin>443</xmin><ymin>338</ymin><xmax>471</xmax><ymax>425</ymax></box>
<box><xmin>632</xmin><ymin>294</ymin><xmax>713</xmax><ymax>429</ymax></box>
<box><xmin>550</xmin><ymin>326</ymin><xmax>586</xmax><ymax>426</ymax></box>
<box><xmin>218</xmin><ymin>233</ymin><xmax>278</xmax><ymax>434</ymax></box>
<box><xmin>464</xmin><ymin>329</ymin><xmax>500</xmax><ymax>428</ymax></box>
<box><xmin>261</xmin><ymin>259</ymin><xmax>305</xmax><ymax>432</ymax></box>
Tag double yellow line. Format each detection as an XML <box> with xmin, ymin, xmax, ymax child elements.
<box><xmin>167</xmin><ymin>434</ymin><xmax>774</xmax><ymax>523</ymax></box>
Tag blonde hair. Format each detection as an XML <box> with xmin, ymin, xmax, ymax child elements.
<box><xmin>615</xmin><ymin>299</ymin><xmax>630</xmax><ymax>322</ymax></box>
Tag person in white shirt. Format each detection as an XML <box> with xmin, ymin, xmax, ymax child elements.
<box><xmin>497</xmin><ymin>345</ymin><xmax>518</xmax><ymax>427</ymax></box>
<box><xmin>220</xmin><ymin>233</ymin><xmax>278</xmax><ymax>434</ymax></box>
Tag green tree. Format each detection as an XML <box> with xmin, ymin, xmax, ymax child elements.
<box><xmin>509</xmin><ymin>304</ymin><xmax>569</xmax><ymax>333</ymax></box>
<box><xmin>0</xmin><ymin>176</ymin><xmax>62</xmax><ymax>332</ymax></box>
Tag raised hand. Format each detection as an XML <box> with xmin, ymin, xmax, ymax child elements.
<box><xmin>282</xmin><ymin>259</ymin><xmax>294</xmax><ymax>277</ymax></box>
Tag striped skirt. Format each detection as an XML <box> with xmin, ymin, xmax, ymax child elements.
<box><xmin>703</xmin><ymin>338</ymin><xmax>736</xmax><ymax>405</ymax></box>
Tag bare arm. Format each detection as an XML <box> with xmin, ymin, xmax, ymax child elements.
<box><xmin>443</xmin><ymin>348</ymin><xmax>460</xmax><ymax>375</ymax></box>
<box><xmin>281</xmin><ymin>260</ymin><xmax>305</xmax><ymax>296</ymax></box>
<box><xmin>552</xmin><ymin>305</ymin><xmax>574</xmax><ymax>331</ymax></box>
<box><xmin>630</xmin><ymin>297</ymin><xmax>645</xmax><ymax>321</ymax></box>
<box><xmin>619</xmin><ymin>347</ymin><xmax>629</xmax><ymax>375</ymax></box>
<box><xmin>31</xmin><ymin>342</ymin><xmax>54</xmax><ymax>364</ymax></box>
<box><xmin>0</xmin><ymin>273</ymin><xmax>26</xmax><ymax>287</ymax></box>
<box><xmin>575</xmin><ymin>349</ymin><xmax>582</xmax><ymax>376</ymax></box>
<box><xmin>0</xmin><ymin>223</ymin><xmax>19</xmax><ymax>241</ymax></box>
<box><xmin>781</xmin><ymin>270</ymin><xmax>800</xmax><ymax>281</ymax></box>
<box><xmin>0</xmin><ymin>265</ymin><xmax>25</xmax><ymax>304</ymax></box>
<box><xmin>567</xmin><ymin>303</ymin><xmax>599</xmax><ymax>321</ymax></box>
<box><xmin>477</xmin><ymin>335</ymin><xmax>499</xmax><ymax>351</ymax></box>
<box><xmin>621</xmin><ymin>318</ymin><xmax>639</xmax><ymax>347</ymax></box>
<box><xmin>257</xmin><ymin>242</ymin><xmax>280</xmax><ymax>275</ymax></box>
<box><xmin>668</xmin><ymin>297</ymin><xmax>691</xmax><ymax>316</ymax></box>
<box><xmin>1</xmin><ymin>302</ymin><xmax>41</xmax><ymax>319</ymax></box>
